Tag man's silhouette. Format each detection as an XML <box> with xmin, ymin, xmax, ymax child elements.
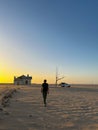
<box><xmin>41</xmin><ymin>79</ymin><xmax>49</xmax><ymax>107</ymax></box>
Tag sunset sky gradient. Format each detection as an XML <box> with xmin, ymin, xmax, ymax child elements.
<box><xmin>0</xmin><ymin>0</ymin><xmax>98</xmax><ymax>84</ymax></box>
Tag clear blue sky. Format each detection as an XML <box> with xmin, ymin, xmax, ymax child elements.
<box><xmin>0</xmin><ymin>0</ymin><xmax>98</xmax><ymax>84</ymax></box>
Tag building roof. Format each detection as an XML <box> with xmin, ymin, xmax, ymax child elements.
<box><xmin>15</xmin><ymin>75</ymin><xmax>32</xmax><ymax>80</ymax></box>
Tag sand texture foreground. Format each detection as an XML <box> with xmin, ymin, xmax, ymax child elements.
<box><xmin>0</xmin><ymin>84</ymin><xmax>98</xmax><ymax>130</ymax></box>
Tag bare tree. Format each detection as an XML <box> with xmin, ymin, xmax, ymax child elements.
<box><xmin>55</xmin><ymin>68</ymin><xmax>64</xmax><ymax>87</ymax></box>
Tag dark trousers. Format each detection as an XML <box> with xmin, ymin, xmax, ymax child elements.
<box><xmin>42</xmin><ymin>91</ymin><xmax>48</xmax><ymax>104</ymax></box>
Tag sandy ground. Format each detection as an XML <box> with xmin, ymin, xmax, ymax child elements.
<box><xmin>0</xmin><ymin>84</ymin><xmax>98</xmax><ymax>130</ymax></box>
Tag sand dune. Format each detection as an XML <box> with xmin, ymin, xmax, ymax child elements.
<box><xmin>0</xmin><ymin>84</ymin><xmax>98</xmax><ymax>130</ymax></box>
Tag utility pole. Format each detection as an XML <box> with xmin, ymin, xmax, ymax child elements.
<box><xmin>55</xmin><ymin>68</ymin><xmax>64</xmax><ymax>87</ymax></box>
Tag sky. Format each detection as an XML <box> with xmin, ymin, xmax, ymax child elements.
<box><xmin>0</xmin><ymin>0</ymin><xmax>98</xmax><ymax>84</ymax></box>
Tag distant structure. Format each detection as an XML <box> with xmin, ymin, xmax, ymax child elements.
<box><xmin>14</xmin><ymin>74</ymin><xmax>32</xmax><ymax>85</ymax></box>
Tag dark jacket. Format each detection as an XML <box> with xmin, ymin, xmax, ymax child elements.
<box><xmin>42</xmin><ymin>83</ymin><xmax>49</xmax><ymax>92</ymax></box>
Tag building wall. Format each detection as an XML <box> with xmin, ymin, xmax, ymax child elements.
<box><xmin>14</xmin><ymin>79</ymin><xmax>31</xmax><ymax>85</ymax></box>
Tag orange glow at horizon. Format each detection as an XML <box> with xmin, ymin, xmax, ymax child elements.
<box><xmin>0</xmin><ymin>65</ymin><xmax>97</xmax><ymax>84</ymax></box>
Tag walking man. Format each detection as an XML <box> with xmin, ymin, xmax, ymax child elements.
<box><xmin>41</xmin><ymin>79</ymin><xmax>49</xmax><ymax>107</ymax></box>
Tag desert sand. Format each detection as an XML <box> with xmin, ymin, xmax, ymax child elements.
<box><xmin>0</xmin><ymin>84</ymin><xmax>98</xmax><ymax>130</ymax></box>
